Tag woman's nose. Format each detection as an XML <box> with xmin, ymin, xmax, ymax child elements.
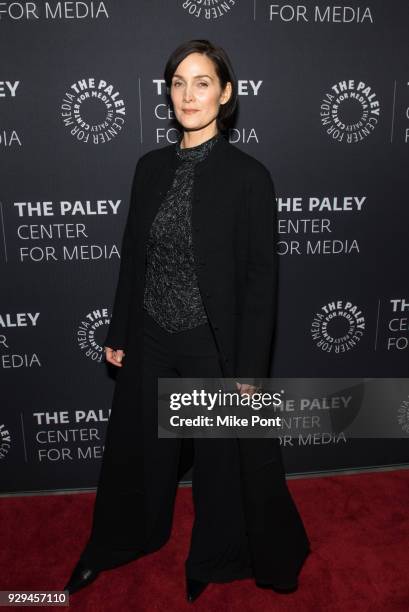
<box><xmin>183</xmin><ymin>88</ymin><xmax>194</xmax><ymax>102</ymax></box>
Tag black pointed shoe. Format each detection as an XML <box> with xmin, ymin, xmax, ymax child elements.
<box><xmin>186</xmin><ymin>577</ymin><xmax>209</xmax><ymax>603</ymax></box>
<box><xmin>63</xmin><ymin>559</ymin><xmax>100</xmax><ymax>595</ymax></box>
<box><xmin>256</xmin><ymin>578</ymin><xmax>298</xmax><ymax>594</ymax></box>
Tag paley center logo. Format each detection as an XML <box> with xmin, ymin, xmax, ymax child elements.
<box><xmin>320</xmin><ymin>79</ymin><xmax>380</xmax><ymax>143</ymax></box>
<box><xmin>311</xmin><ymin>300</ymin><xmax>366</xmax><ymax>353</ymax></box>
<box><xmin>397</xmin><ymin>394</ymin><xmax>409</xmax><ymax>434</ymax></box>
<box><xmin>77</xmin><ymin>307</ymin><xmax>111</xmax><ymax>362</ymax></box>
<box><xmin>180</xmin><ymin>0</ymin><xmax>236</xmax><ymax>20</ymax></box>
<box><xmin>60</xmin><ymin>77</ymin><xmax>126</xmax><ymax>144</ymax></box>
<box><xmin>0</xmin><ymin>423</ymin><xmax>11</xmax><ymax>460</ymax></box>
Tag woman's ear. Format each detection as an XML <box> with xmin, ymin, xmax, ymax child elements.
<box><xmin>221</xmin><ymin>81</ymin><xmax>232</xmax><ymax>105</ymax></box>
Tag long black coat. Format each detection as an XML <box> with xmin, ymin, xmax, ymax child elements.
<box><xmin>104</xmin><ymin>134</ymin><xmax>277</xmax><ymax>385</ymax></box>
<box><xmin>98</xmin><ymin>134</ymin><xmax>310</xmax><ymax>583</ymax></box>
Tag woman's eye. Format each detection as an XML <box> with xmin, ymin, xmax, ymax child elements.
<box><xmin>172</xmin><ymin>82</ymin><xmax>208</xmax><ymax>88</ymax></box>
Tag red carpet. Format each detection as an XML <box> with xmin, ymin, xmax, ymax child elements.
<box><xmin>1</xmin><ymin>469</ymin><xmax>409</xmax><ymax>611</ymax></box>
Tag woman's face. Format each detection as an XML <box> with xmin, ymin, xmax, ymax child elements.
<box><xmin>170</xmin><ymin>52</ymin><xmax>231</xmax><ymax>132</ymax></box>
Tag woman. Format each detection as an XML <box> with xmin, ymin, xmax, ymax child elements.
<box><xmin>64</xmin><ymin>39</ymin><xmax>310</xmax><ymax>602</ymax></box>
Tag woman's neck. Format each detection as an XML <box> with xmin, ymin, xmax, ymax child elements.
<box><xmin>180</xmin><ymin>130</ymin><xmax>219</xmax><ymax>150</ymax></box>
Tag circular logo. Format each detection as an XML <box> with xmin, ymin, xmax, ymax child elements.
<box><xmin>397</xmin><ymin>395</ymin><xmax>409</xmax><ymax>434</ymax></box>
<box><xmin>61</xmin><ymin>77</ymin><xmax>126</xmax><ymax>144</ymax></box>
<box><xmin>77</xmin><ymin>308</ymin><xmax>111</xmax><ymax>362</ymax></box>
<box><xmin>311</xmin><ymin>300</ymin><xmax>366</xmax><ymax>353</ymax></box>
<box><xmin>180</xmin><ymin>0</ymin><xmax>235</xmax><ymax>19</ymax></box>
<box><xmin>0</xmin><ymin>423</ymin><xmax>11</xmax><ymax>460</ymax></box>
<box><xmin>320</xmin><ymin>79</ymin><xmax>380</xmax><ymax>143</ymax></box>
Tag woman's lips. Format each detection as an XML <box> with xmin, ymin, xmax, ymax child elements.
<box><xmin>183</xmin><ymin>109</ymin><xmax>200</xmax><ymax>114</ymax></box>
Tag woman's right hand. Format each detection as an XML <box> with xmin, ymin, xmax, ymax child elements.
<box><xmin>104</xmin><ymin>346</ymin><xmax>125</xmax><ymax>367</ymax></box>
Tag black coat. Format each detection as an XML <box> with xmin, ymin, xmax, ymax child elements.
<box><xmin>99</xmin><ymin>134</ymin><xmax>310</xmax><ymax>582</ymax></box>
<box><xmin>104</xmin><ymin>133</ymin><xmax>278</xmax><ymax>387</ymax></box>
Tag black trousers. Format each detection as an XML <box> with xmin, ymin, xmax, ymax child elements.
<box><xmin>80</xmin><ymin>309</ymin><xmax>309</xmax><ymax>583</ymax></box>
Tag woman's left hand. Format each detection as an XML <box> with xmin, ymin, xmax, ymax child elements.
<box><xmin>235</xmin><ymin>382</ymin><xmax>259</xmax><ymax>397</ymax></box>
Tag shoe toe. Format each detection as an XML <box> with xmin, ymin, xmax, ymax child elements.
<box><xmin>186</xmin><ymin>577</ymin><xmax>209</xmax><ymax>603</ymax></box>
<box><xmin>64</xmin><ymin>560</ymin><xmax>100</xmax><ymax>595</ymax></box>
<box><xmin>256</xmin><ymin>578</ymin><xmax>298</xmax><ymax>594</ymax></box>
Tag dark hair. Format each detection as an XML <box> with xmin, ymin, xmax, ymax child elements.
<box><xmin>164</xmin><ymin>39</ymin><xmax>238</xmax><ymax>132</ymax></box>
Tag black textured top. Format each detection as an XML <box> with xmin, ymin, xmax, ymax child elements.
<box><xmin>143</xmin><ymin>132</ymin><xmax>221</xmax><ymax>332</ymax></box>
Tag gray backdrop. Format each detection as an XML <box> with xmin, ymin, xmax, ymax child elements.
<box><xmin>1</xmin><ymin>1</ymin><xmax>408</xmax><ymax>493</ymax></box>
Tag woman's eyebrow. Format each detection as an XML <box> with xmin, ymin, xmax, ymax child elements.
<box><xmin>172</xmin><ymin>74</ymin><xmax>213</xmax><ymax>80</ymax></box>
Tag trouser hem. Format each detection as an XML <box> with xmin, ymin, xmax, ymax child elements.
<box><xmin>253</xmin><ymin>544</ymin><xmax>311</xmax><ymax>586</ymax></box>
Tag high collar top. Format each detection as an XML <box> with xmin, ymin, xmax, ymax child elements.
<box><xmin>143</xmin><ymin>133</ymin><xmax>222</xmax><ymax>332</ymax></box>
<box><xmin>175</xmin><ymin>132</ymin><xmax>221</xmax><ymax>164</ymax></box>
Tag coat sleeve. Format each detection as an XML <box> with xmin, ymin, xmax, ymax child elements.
<box><xmin>235</xmin><ymin>162</ymin><xmax>278</xmax><ymax>387</ymax></box>
<box><xmin>103</xmin><ymin>154</ymin><xmax>148</xmax><ymax>350</ymax></box>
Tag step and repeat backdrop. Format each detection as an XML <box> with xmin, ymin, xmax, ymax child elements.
<box><xmin>1</xmin><ymin>1</ymin><xmax>408</xmax><ymax>493</ymax></box>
